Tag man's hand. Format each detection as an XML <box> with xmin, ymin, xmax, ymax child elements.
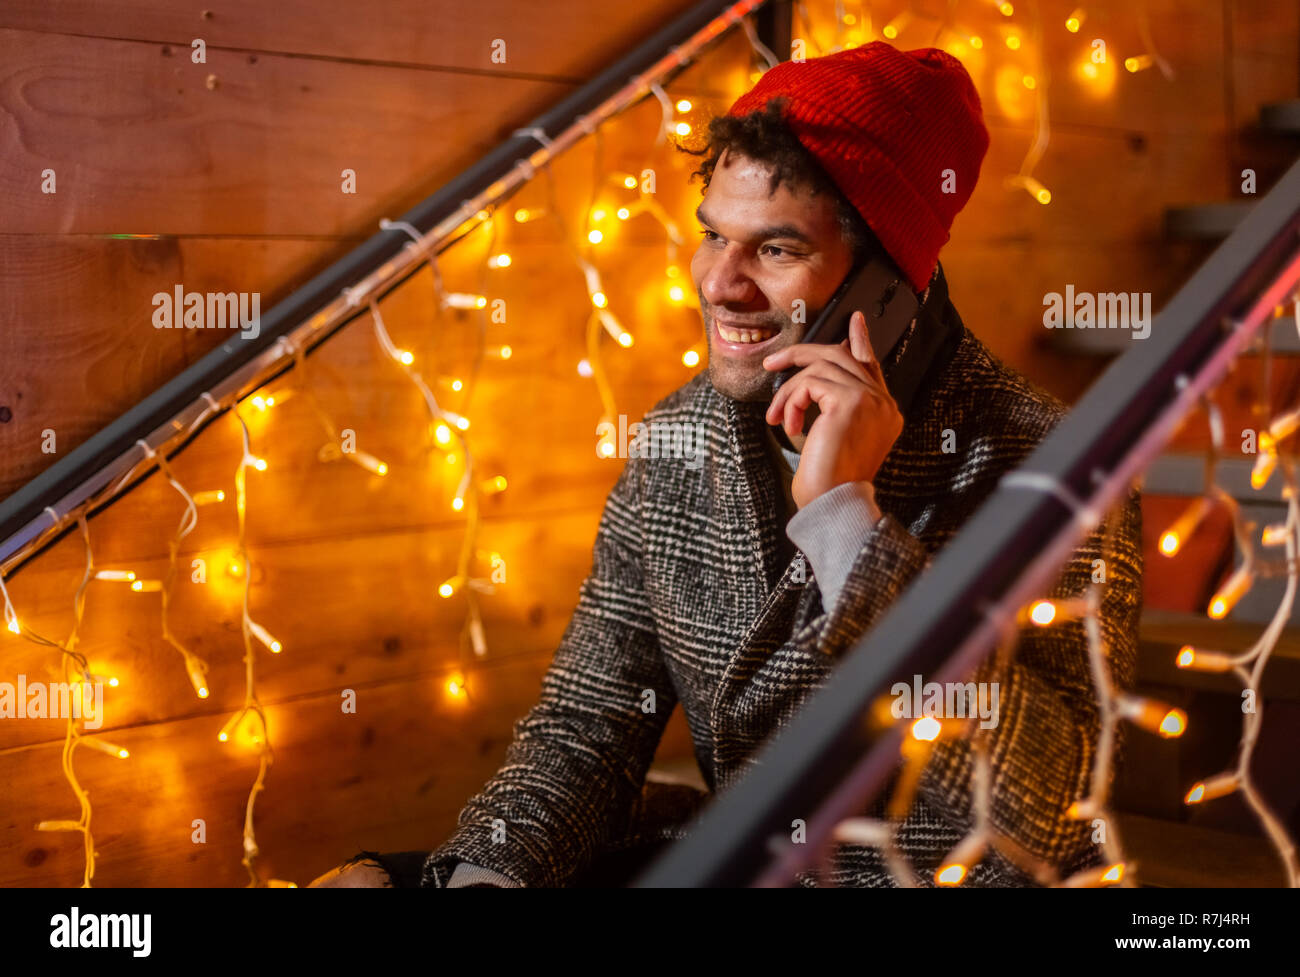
<box><xmin>762</xmin><ymin>309</ymin><xmax>903</xmax><ymax>509</ymax></box>
<box><xmin>308</xmin><ymin>858</ymin><xmax>393</xmax><ymax>888</ymax></box>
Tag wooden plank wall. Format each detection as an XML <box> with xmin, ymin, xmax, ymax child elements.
<box><xmin>0</xmin><ymin>0</ymin><xmax>1297</xmax><ymax>886</ymax></box>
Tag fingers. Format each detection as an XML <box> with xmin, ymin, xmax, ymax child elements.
<box><xmin>776</xmin><ymin>373</ymin><xmax>845</xmax><ymax>439</ymax></box>
<box><xmin>763</xmin><ymin>330</ymin><xmax>872</xmax><ymax>383</ymax></box>
<box><xmin>849</xmin><ymin>309</ymin><xmax>879</xmax><ymax>366</ymax></box>
<box><xmin>765</xmin><ymin>345</ymin><xmax>892</xmax><ymax>426</ymax></box>
<box><xmin>766</xmin><ymin>360</ymin><xmax>859</xmax><ymax>425</ymax></box>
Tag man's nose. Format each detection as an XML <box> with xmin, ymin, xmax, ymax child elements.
<box><xmin>700</xmin><ymin>248</ymin><xmax>757</xmax><ymax>308</ymax></box>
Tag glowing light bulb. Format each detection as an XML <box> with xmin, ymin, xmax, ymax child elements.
<box><xmin>94</xmin><ymin>570</ymin><xmax>137</xmax><ymax>582</ymax></box>
<box><xmin>36</xmin><ymin>820</ymin><xmax>83</xmax><ymax>832</ymax></box>
<box><xmin>1174</xmin><ymin>645</ymin><xmax>1234</xmax><ymax>673</ymax></box>
<box><xmin>591</xmin><ymin>291</ymin><xmax>608</xmax><ymax>308</ymax></box>
<box><xmin>1262</xmin><ymin>522</ymin><xmax>1290</xmax><ymax>546</ymax></box>
<box><xmin>970</xmin><ymin>35</ymin><xmax>983</xmax><ymax>49</ymax></box>
<box><xmin>130</xmin><ymin>579</ymin><xmax>162</xmax><ymax>593</ymax></box>
<box><xmin>1066</xmin><ymin>9</ymin><xmax>1085</xmax><ymax>32</ymax></box>
<box><xmin>675</xmin><ymin>98</ymin><xmax>692</xmax><ymax>112</ymax></box>
<box><xmin>218</xmin><ymin>711</ymin><xmax>242</xmax><ymax>743</ymax></box>
<box><xmin>84</xmin><ymin>738</ymin><xmax>130</xmax><ymax>760</ymax></box>
<box><xmin>1252</xmin><ymin>447</ymin><xmax>1277</xmax><ymax>489</ymax></box>
<box><xmin>488</xmin><ymin>253</ymin><xmax>511</xmax><ymax>268</ymax></box>
<box><xmin>447</xmin><ymin>678</ymin><xmax>464</xmax><ymax>697</ymax></box>
<box><xmin>675</xmin><ymin>122</ymin><xmax>691</xmax><ymax>136</ymax></box>
<box><xmin>1006</xmin><ymin>35</ymin><xmax>1021</xmax><ymax>50</ymax></box>
<box><xmin>439</xmin><ymin>577</ymin><xmax>461</xmax><ymax>598</ymax></box>
<box><xmin>616</xmin><ymin>207</ymin><xmax>630</xmax><ymax>220</ymax></box>
<box><xmin>1062</xmin><ymin>861</ymin><xmax>1124</xmax><ymax>886</ymax></box>
<box><xmin>623</xmin><ymin>175</ymin><xmax>638</xmax><ymax>189</ymax></box>
<box><xmin>935</xmin><ymin>832</ymin><xmax>985</xmax><ymax>885</ymax></box>
<box><xmin>577</xmin><ymin>359</ymin><xmax>593</xmax><ymax>378</ymax></box>
<box><xmin>999</xmin><ymin>1</ymin><xmax>1014</xmax><ymax>15</ymax></box>
<box><xmin>450</xmin><ymin>378</ymin><xmax>463</xmax><ymax>392</ymax></box>
<box><xmin>445</xmin><ymin>292</ymin><xmax>488</xmax><ymax>310</ymax></box>
<box><xmin>590</xmin><ymin>207</ymin><xmax>606</xmax><ymax>222</ymax></box>
<box><xmin>1022</xmin><ymin>74</ymin><xmax>1036</xmax><ymax>89</ymax></box>
<box><xmin>1125</xmin><ymin>55</ymin><xmax>1153</xmax><ymax>73</ymax></box>
<box><xmin>350</xmin><ymin>451</ymin><xmax>387</xmax><ymax>476</ymax></box>
<box><xmin>1159</xmin><ymin>496</ymin><xmax>1211</xmax><ymax>557</ymax></box>
<box><xmin>193</xmin><ymin>489</ymin><xmax>225</xmax><ymax>505</ymax></box>
<box><xmin>1029</xmin><ymin>599</ymin><xmax>1056</xmax><ymax>626</ymax></box>
<box><xmin>248</xmin><ymin>620</ymin><xmax>282</xmax><ymax>654</ymax></box>
<box><xmin>936</xmin><ymin>864</ymin><xmax>966</xmax><ymax>885</ymax></box>
<box><xmin>911</xmin><ymin>716</ymin><xmax>941</xmax><ymax>741</ymax></box>
<box><xmin>397</xmin><ymin>350</ymin><xmax>414</xmax><ymax>366</ymax></box>
<box><xmin>1118</xmin><ymin>695</ymin><xmax>1186</xmax><ymax>738</ymax></box>
<box><xmin>451</xmin><ymin>496</ymin><xmax>465</xmax><ymax>512</ymax></box>
<box><xmin>682</xmin><ymin>350</ymin><xmax>700</xmax><ymax>367</ymax></box>
<box><xmin>488</xmin><ymin>475</ymin><xmax>507</xmax><ymax>492</ymax></box>
<box><xmin>588</xmin><ymin>229</ymin><xmax>603</xmax><ymax>244</ymax></box>
<box><xmin>1184</xmin><ymin>773</ymin><xmax>1238</xmax><ymax>805</ymax></box>
<box><xmin>251</xmin><ymin>395</ymin><xmax>271</xmax><ymax>411</ymax></box>
<box><xmin>227</xmin><ymin>560</ymin><xmax>244</xmax><ymax>578</ymax></box>
<box><xmin>1160</xmin><ymin>710</ymin><xmax>1187</xmax><ymax>737</ymax></box>
<box><xmin>186</xmin><ymin>659</ymin><xmax>209</xmax><ymax>699</ymax></box>
<box><xmin>434</xmin><ymin>423</ymin><xmax>452</xmax><ymax>446</ymax></box>
<box><xmin>7</xmin><ymin>617</ymin><xmax>21</xmax><ymax>635</ymax></box>
<box><xmin>1207</xmin><ymin>564</ymin><xmax>1251</xmax><ymax>619</ymax></box>
<box><xmin>669</xmin><ymin>285</ymin><xmax>685</xmax><ymax>302</ymax></box>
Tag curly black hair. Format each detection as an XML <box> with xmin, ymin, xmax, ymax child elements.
<box><xmin>677</xmin><ymin>95</ymin><xmax>879</xmax><ymax>264</ymax></box>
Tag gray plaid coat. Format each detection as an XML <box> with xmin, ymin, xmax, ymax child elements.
<box><xmin>421</xmin><ymin>277</ymin><xmax>1143</xmax><ymax>888</ymax></box>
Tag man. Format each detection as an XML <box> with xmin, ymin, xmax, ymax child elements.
<box><xmin>313</xmin><ymin>41</ymin><xmax>1142</xmax><ymax>888</ymax></box>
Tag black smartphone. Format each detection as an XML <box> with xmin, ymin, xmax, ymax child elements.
<box><xmin>769</xmin><ymin>250</ymin><xmax>920</xmax><ymax>450</ymax></box>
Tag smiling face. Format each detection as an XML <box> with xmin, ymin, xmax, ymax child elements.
<box><xmin>691</xmin><ymin>148</ymin><xmax>856</xmax><ymax>403</ymax></box>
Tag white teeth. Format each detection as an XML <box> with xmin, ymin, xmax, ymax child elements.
<box><xmin>719</xmin><ymin>325</ymin><xmax>775</xmax><ymax>344</ymax></box>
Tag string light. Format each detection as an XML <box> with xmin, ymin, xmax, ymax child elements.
<box><xmin>1159</xmin><ymin>496</ymin><xmax>1212</xmax><ymax>555</ymax></box>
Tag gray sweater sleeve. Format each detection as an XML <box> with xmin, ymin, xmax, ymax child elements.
<box><xmin>784</xmin><ymin>480</ymin><xmax>883</xmax><ymax>613</ymax></box>
<box><xmin>447</xmin><ymin>861</ymin><xmax>522</xmax><ymax>888</ymax></box>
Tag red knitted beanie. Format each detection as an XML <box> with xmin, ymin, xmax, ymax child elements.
<box><xmin>726</xmin><ymin>42</ymin><xmax>989</xmax><ymax>294</ymax></box>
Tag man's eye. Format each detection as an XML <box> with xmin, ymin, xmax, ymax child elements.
<box><xmin>762</xmin><ymin>245</ymin><xmax>789</xmax><ymax>257</ymax></box>
<box><xmin>699</xmin><ymin>229</ymin><xmax>720</xmax><ymax>242</ymax></box>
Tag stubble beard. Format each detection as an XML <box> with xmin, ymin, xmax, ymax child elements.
<box><xmin>701</xmin><ymin>302</ymin><xmax>796</xmax><ymax>404</ymax></box>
